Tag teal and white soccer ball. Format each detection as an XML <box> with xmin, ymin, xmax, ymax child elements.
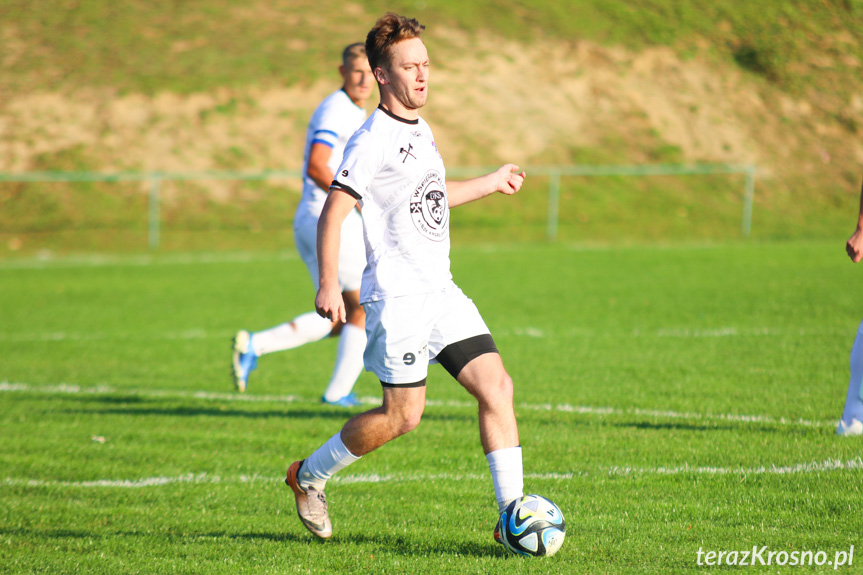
<box><xmin>496</xmin><ymin>494</ymin><xmax>565</xmax><ymax>557</ymax></box>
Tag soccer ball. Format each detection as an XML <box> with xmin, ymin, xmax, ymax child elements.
<box><xmin>496</xmin><ymin>494</ymin><xmax>565</xmax><ymax>557</ymax></box>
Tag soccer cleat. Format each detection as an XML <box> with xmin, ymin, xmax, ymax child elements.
<box><xmin>321</xmin><ymin>393</ymin><xmax>362</xmax><ymax>408</ymax></box>
<box><xmin>836</xmin><ymin>419</ymin><xmax>863</xmax><ymax>436</ymax></box>
<box><xmin>285</xmin><ymin>460</ymin><xmax>333</xmax><ymax>539</ymax></box>
<box><xmin>231</xmin><ymin>330</ymin><xmax>258</xmax><ymax>393</ymax></box>
<box><xmin>494</xmin><ymin>518</ymin><xmax>504</xmax><ymax>545</ymax></box>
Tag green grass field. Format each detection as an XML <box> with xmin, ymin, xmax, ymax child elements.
<box><xmin>1</xmin><ymin>241</ymin><xmax>862</xmax><ymax>573</ymax></box>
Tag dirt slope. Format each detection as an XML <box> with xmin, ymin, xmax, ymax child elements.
<box><xmin>0</xmin><ymin>27</ymin><xmax>860</xmax><ymax>202</ymax></box>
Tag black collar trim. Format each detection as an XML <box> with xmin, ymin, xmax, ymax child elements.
<box><xmin>377</xmin><ymin>104</ymin><xmax>419</xmax><ymax>125</ymax></box>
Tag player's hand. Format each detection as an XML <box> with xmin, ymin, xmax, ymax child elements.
<box><xmin>495</xmin><ymin>164</ymin><xmax>526</xmax><ymax>196</ymax></box>
<box><xmin>315</xmin><ymin>286</ymin><xmax>347</xmax><ymax>323</ymax></box>
<box><xmin>847</xmin><ymin>227</ymin><xmax>863</xmax><ymax>262</ymax></box>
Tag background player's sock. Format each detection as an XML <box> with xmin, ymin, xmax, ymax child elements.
<box><xmin>252</xmin><ymin>311</ymin><xmax>332</xmax><ymax>356</ymax></box>
<box><xmin>841</xmin><ymin>320</ymin><xmax>863</xmax><ymax>423</ymax></box>
<box><xmin>486</xmin><ymin>446</ymin><xmax>524</xmax><ymax>513</ymax></box>
<box><xmin>322</xmin><ymin>323</ymin><xmax>367</xmax><ymax>402</ymax></box>
<box><xmin>298</xmin><ymin>432</ymin><xmax>361</xmax><ymax>491</ymax></box>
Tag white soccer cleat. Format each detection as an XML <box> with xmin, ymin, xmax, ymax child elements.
<box><xmin>231</xmin><ymin>330</ymin><xmax>258</xmax><ymax>393</ymax></box>
<box><xmin>285</xmin><ymin>460</ymin><xmax>333</xmax><ymax>539</ymax></box>
<box><xmin>836</xmin><ymin>419</ymin><xmax>863</xmax><ymax>437</ymax></box>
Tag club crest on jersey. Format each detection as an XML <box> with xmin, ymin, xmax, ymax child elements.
<box><xmin>410</xmin><ymin>170</ymin><xmax>449</xmax><ymax>242</ymax></box>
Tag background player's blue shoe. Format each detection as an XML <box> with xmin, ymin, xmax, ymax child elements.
<box><xmin>232</xmin><ymin>330</ymin><xmax>258</xmax><ymax>393</ymax></box>
<box><xmin>321</xmin><ymin>393</ymin><xmax>361</xmax><ymax>407</ymax></box>
<box><xmin>837</xmin><ymin>418</ymin><xmax>863</xmax><ymax>436</ymax></box>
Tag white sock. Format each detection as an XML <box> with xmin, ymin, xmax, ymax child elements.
<box><xmin>322</xmin><ymin>323</ymin><xmax>367</xmax><ymax>401</ymax></box>
<box><xmin>486</xmin><ymin>446</ymin><xmax>524</xmax><ymax>513</ymax></box>
<box><xmin>842</xmin><ymin>320</ymin><xmax>863</xmax><ymax>423</ymax></box>
<box><xmin>298</xmin><ymin>432</ymin><xmax>361</xmax><ymax>491</ymax></box>
<box><xmin>252</xmin><ymin>311</ymin><xmax>332</xmax><ymax>356</ymax></box>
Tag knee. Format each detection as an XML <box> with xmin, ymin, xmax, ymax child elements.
<box><xmin>385</xmin><ymin>399</ymin><xmax>424</xmax><ymax>437</ymax></box>
<box><xmin>498</xmin><ymin>372</ymin><xmax>514</xmax><ymax>403</ymax></box>
<box><xmin>397</xmin><ymin>413</ymin><xmax>422</xmax><ymax>436</ymax></box>
<box><xmin>396</xmin><ymin>403</ymin><xmax>424</xmax><ymax>435</ymax></box>
<box><xmin>479</xmin><ymin>371</ymin><xmax>514</xmax><ymax>409</ymax></box>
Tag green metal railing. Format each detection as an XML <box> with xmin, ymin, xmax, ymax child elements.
<box><xmin>449</xmin><ymin>163</ymin><xmax>756</xmax><ymax>240</ymax></box>
<box><xmin>0</xmin><ymin>164</ymin><xmax>755</xmax><ymax>248</ymax></box>
<box><xmin>0</xmin><ymin>169</ymin><xmax>301</xmax><ymax>250</ymax></box>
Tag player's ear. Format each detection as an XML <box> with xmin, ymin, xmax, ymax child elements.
<box><xmin>338</xmin><ymin>65</ymin><xmax>347</xmax><ymax>80</ymax></box>
<box><xmin>374</xmin><ymin>66</ymin><xmax>388</xmax><ymax>85</ymax></box>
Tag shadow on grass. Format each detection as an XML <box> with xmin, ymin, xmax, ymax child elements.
<box><xmin>0</xmin><ymin>527</ymin><xmax>506</xmax><ymax>558</ymax></box>
<box><xmin>327</xmin><ymin>531</ymin><xmax>506</xmax><ymax>558</ymax></box>
<box><xmin>612</xmin><ymin>421</ymin><xmax>738</xmax><ymax>432</ymax></box>
<box><xmin>63</xmin><ymin>406</ymin><xmax>357</xmax><ymax>420</ymax></box>
<box><xmin>0</xmin><ymin>527</ymin><xmax>312</xmax><ymax>545</ymax></box>
<box><xmin>611</xmin><ymin>420</ymin><xmax>819</xmax><ymax>435</ymax></box>
<box><xmin>61</xmin><ymin>398</ymin><xmax>478</xmax><ymax>423</ymax></box>
<box><xmin>56</xmin><ymin>396</ymin><xmax>814</xmax><ymax>435</ymax></box>
<box><xmin>72</xmin><ymin>395</ymin><xmax>149</xmax><ymax>405</ymax></box>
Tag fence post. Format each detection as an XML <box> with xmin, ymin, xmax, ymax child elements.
<box><xmin>547</xmin><ymin>170</ymin><xmax>560</xmax><ymax>241</ymax></box>
<box><xmin>741</xmin><ymin>166</ymin><xmax>755</xmax><ymax>237</ymax></box>
<box><xmin>149</xmin><ymin>174</ymin><xmax>161</xmax><ymax>249</ymax></box>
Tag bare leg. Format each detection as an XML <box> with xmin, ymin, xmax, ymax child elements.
<box><xmin>455</xmin><ymin>353</ymin><xmax>519</xmax><ymax>454</ymax></box>
<box><xmin>340</xmin><ymin>384</ymin><xmax>427</xmax><ymax>456</ymax></box>
<box><xmin>343</xmin><ymin>288</ymin><xmax>366</xmax><ymax>328</ymax></box>
<box><xmin>456</xmin><ymin>352</ymin><xmax>522</xmax><ymax>510</ymax></box>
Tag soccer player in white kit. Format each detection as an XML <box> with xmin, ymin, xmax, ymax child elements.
<box><xmin>284</xmin><ymin>13</ymin><xmax>528</xmax><ymax>541</ymax></box>
<box><xmin>839</xmin><ymin>174</ymin><xmax>863</xmax><ymax>436</ymax></box>
<box><xmin>231</xmin><ymin>44</ymin><xmax>372</xmax><ymax>407</ymax></box>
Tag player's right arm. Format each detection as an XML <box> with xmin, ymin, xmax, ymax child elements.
<box><xmin>315</xmin><ymin>189</ymin><xmax>358</xmax><ymax>323</ymax></box>
<box><xmin>847</xmin><ymin>174</ymin><xmax>863</xmax><ymax>263</ymax></box>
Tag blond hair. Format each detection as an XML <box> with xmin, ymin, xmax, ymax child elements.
<box><xmin>341</xmin><ymin>43</ymin><xmax>366</xmax><ymax>67</ymax></box>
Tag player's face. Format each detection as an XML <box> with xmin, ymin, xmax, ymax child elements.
<box><xmin>341</xmin><ymin>57</ymin><xmax>373</xmax><ymax>106</ymax></box>
<box><xmin>378</xmin><ymin>37</ymin><xmax>429</xmax><ymax>112</ymax></box>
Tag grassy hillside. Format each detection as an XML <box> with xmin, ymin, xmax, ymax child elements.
<box><xmin>1</xmin><ymin>0</ymin><xmax>862</xmax><ymax>255</ymax></box>
<box><xmin>3</xmin><ymin>0</ymin><xmax>860</xmax><ymax>96</ymax></box>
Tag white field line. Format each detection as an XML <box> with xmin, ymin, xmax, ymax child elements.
<box><xmin>0</xmin><ymin>329</ymin><xmax>220</xmax><ymax>342</ymax></box>
<box><xmin>4</xmin><ymin>458</ymin><xmax>862</xmax><ymax>490</ymax></box>
<box><xmin>0</xmin><ymin>250</ymin><xmax>299</xmax><ymax>270</ymax></box>
<box><xmin>0</xmin><ymin>382</ymin><xmax>306</xmax><ymax>405</ymax></box>
<box><xmin>0</xmin><ymin>243</ymin><xmax>733</xmax><ymax>270</ymax></box>
<box><xmin>0</xmin><ymin>381</ymin><xmax>835</xmax><ymax>429</ymax></box>
<box><xmin>0</xmin><ymin>242</ymin><xmax>825</xmax><ymax>270</ymax></box>
<box><xmin>1</xmin><ymin>325</ymin><xmax>846</xmax><ymax>343</ymax></box>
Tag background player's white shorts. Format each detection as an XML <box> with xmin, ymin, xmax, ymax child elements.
<box><xmin>293</xmin><ymin>208</ymin><xmax>364</xmax><ymax>292</ymax></box>
<box><xmin>363</xmin><ymin>283</ymin><xmax>491</xmax><ymax>384</ymax></box>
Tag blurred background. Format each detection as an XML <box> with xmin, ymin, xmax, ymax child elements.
<box><xmin>0</xmin><ymin>0</ymin><xmax>861</xmax><ymax>256</ymax></box>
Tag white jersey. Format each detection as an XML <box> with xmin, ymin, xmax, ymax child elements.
<box><xmin>296</xmin><ymin>89</ymin><xmax>367</xmax><ymax>221</ymax></box>
<box><xmin>332</xmin><ymin>106</ymin><xmax>452</xmax><ymax>303</ymax></box>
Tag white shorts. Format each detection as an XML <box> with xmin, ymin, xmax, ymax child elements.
<box><xmin>293</xmin><ymin>207</ymin><xmax>365</xmax><ymax>292</ymax></box>
<box><xmin>363</xmin><ymin>284</ymin><xmax>494</xmax><ymax>385</ymax></box>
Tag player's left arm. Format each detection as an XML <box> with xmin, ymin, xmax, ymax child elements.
<box><xmin>307</xmin><ymin>142</ymin><xmax>335</xmax><ymax>192</ymax></box>
<box><xmin>446</xmin><ymin>164</ymin><xmax>526</xmax><ymax>208</ymax></box>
